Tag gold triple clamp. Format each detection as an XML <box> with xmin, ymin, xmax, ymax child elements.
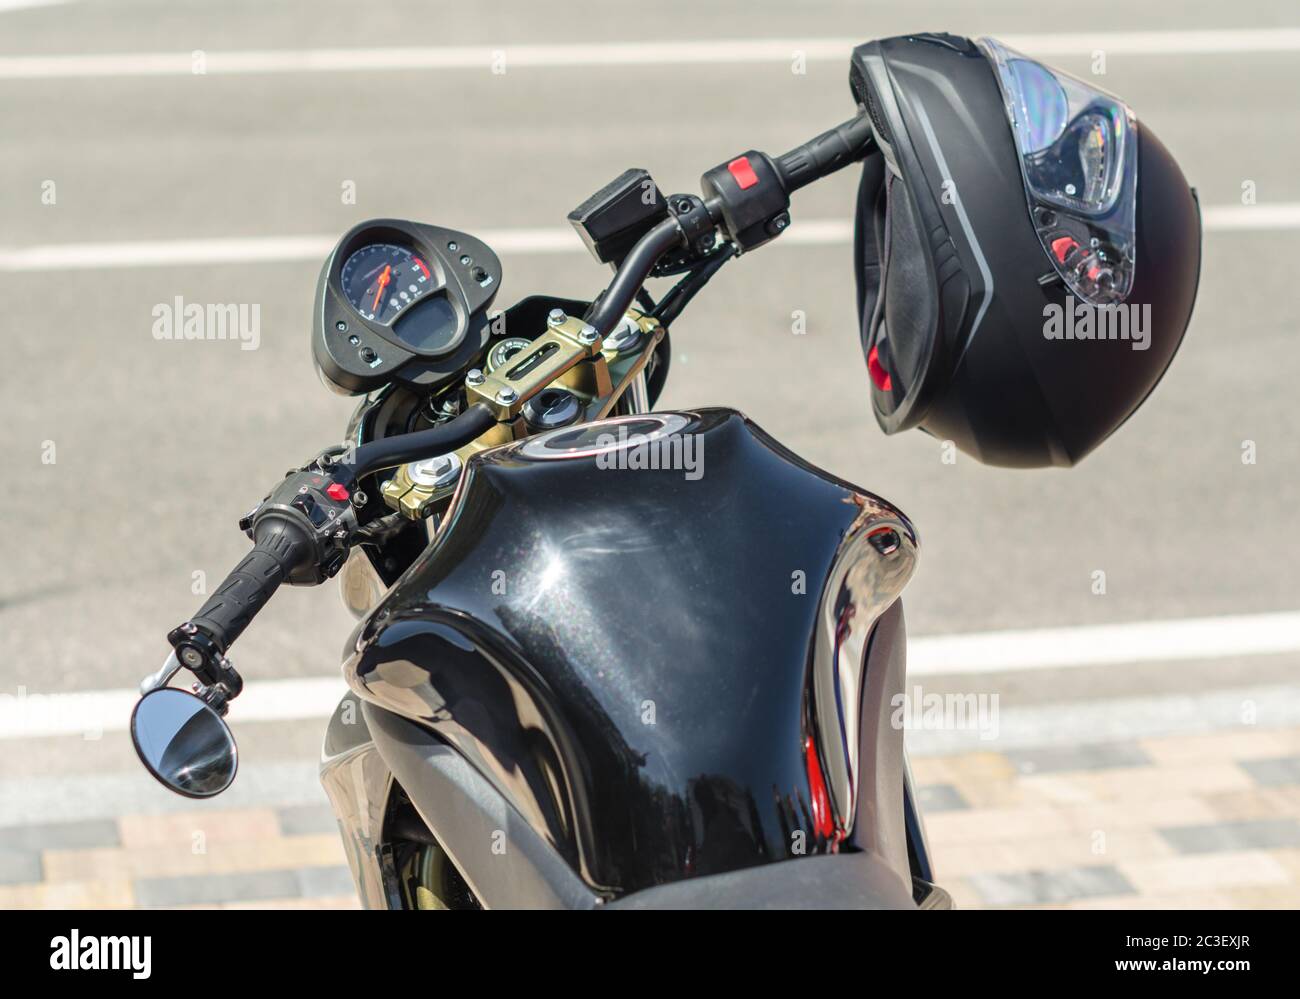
<box><xmin>381</xmin><ymin>308</ymin><xmax>663</xmax><ymax>520</ymax></box>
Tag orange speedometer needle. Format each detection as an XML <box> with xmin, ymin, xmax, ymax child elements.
<box><xmin>371</xmin><ymin>265</ymin><xmax>391</xmax><ymax>312</ymax></box>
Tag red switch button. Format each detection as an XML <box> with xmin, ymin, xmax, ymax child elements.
<box><xmin>326</xmin><ymin>483</ymin><xmax>350</xmax><ymax>502</ymax></box>
<box><xmin>1050</xmin><ymin>236</ymin><xmax>1078</xmax><ymax>264</ymax></box>
<box><xmin>727</xmin><ymin>156</ymin><xmax>760</xmax><ymax>190</ymax></box>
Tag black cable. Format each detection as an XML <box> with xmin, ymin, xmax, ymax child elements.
<box><xmin>354</xmin><ymin>511</ymin><xmax>411</xmax><ymax>545</ymax></box>
<box><xmin>651</xmin><ymin>243</ymin><xmax>736</xmax><ymax>327</ymax></box>
<box><xmin>644</xmin><ymin>328</ymin><xmax>671</xmax><ymax>409</ymax></box>
<box><xmin>635</xmin><ymin>288</ymin><xmax>658</xmax><ymax>314</ymax></box>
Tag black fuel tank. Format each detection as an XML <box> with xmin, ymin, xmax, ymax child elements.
<box><xmin>343</xmin><ymin>409</ymin><xmax>918</xmax><ymax>896</ymax></box>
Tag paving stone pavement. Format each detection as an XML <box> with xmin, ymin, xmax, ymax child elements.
<box><xmin>0</xmin><ymin>726</ymin><xmax>1296</xmax><ymax>908</ymax></box>
<box><xmin>916</xmin><ymin>726</ymin><xmax>1300</xmax><ymax>909</ymax></box>
<box><xmin>0</xmin><ymin>803</ymin><xmax>361</xmax><ymax>909</ymax></box>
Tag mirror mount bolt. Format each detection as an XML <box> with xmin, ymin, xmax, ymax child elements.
<box><xmin>198</xmin><ymin>684</ymin><xmax>231</xmax><ymax>716</ymax></box>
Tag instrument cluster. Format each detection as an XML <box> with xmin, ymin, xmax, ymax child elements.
<box><xmin>312</xmin><ymin>219</ymin><xmax>502</xmax><ymax>395</ymax></box>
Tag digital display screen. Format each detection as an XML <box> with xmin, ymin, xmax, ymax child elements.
<box><xmin>391</xmin><ymin>294</ymin><xmax>459</xmax><ymax>354</ymax></box>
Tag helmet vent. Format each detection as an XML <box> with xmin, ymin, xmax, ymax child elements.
<box><xmin>865</xmin><ymin>83</ymin><xmax>892</xmax><ymax>144</ymax></box>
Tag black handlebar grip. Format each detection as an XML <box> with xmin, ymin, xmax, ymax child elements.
<box><xmin>188</xmin><ymin>517</ymin><xmax>314</xmax><ymax>654</ymax></box>
<box><xmin>774</xmin><ymin>113</ymin><xmax>875</xmax><ymax>194</ymax></box>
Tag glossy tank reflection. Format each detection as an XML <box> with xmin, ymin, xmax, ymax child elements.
<box><xmin>343</xmin><ymin>409</ymin><xmax>918</xmax><ymax>897</ymax></box>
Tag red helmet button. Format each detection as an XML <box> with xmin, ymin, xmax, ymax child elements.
<box><xmin>1050</xmin><ymin>236</ymin><xmax>1079</xmax><ymax>264</ymax></box>
<box><xmin>868</xmin><ymin>344</ymin><xmax>893</xmax><ymax>392</ymax></box>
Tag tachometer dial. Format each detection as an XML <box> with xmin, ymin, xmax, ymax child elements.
<box><xmin>340</xmin><ymin>243</ymin><xmax>433</xmax><ymax>324</ymax></box>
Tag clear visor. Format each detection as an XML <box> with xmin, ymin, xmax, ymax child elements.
<box><xmin>978</xmin><ymin>37</ymin><xmax>1138</xmax><ymax>305</ymax></box>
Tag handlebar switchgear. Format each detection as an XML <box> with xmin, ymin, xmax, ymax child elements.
<box><xmin>166</xmin><ymin>465</ymin><xmax>358</xmax><ymax>694</ymax></box>
<box><xmin>701</xmin><ymin>112</ymin><xmax>874</xmax><ymax>253</ymax></box>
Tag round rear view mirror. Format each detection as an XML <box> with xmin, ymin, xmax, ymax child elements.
<box><xmin>131</xmin><ymin>688</ymin><xmax>238</xmax><ymax>798</ymax></box>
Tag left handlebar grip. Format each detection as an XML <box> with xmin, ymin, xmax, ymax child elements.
<box><xmin>186</xmin><ymin>518</ymin><xmax>314</xmax><ymax>654</ymax></box>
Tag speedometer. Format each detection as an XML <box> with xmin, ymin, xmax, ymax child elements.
<box><xmin>313</xmin><ymin>218</ymin><xmax>502</xmax><ymax>395</ymax></box>
<box><xmin>340</xmin><ymin>243</ymin><xmax>433</xmax><ymax>324</ymax></box>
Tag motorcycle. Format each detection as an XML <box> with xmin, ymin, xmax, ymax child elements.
<box><xmin>130</xmin><ymin>33</ymin><xmax>1201</xmax><ymax>909</ymax></box>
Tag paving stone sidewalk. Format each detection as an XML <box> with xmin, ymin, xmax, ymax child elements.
<box><xmin>2</xmin><ymin>725</ymin><xmax>1297</xmax><ymax>909</ymax></box>
<box><xmin>0</xmin><ymin>802</ymin><xmax>360</xmax><ymax>909</ymax></box>
<box><xmin>916</xmin><ymin>725</ymin><xmax>1300</xmax><ymax>909</ymax></box>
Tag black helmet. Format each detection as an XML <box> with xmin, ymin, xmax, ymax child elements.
<box><xmin>851</xmin><ymin>33</ymin><xmax>1202</xmax><ymax>468</ymax></box>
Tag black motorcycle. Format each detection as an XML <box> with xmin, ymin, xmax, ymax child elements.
<box><xmin>131</xmin><ymin>34</ymin><xmax>1201</xmax><ymax>909</ymax></box>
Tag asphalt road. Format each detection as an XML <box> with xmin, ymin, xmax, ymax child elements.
<box><xmin>2</xmin><ymin>0</ymin><xmax>1298</xmax><ymax>697</ymax></box>
<box><xmin>1</xmin><ymin>0</ymin><xmax>1299</xmax><ymax>864</ymax></box>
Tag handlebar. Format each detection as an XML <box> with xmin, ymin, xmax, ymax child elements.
<box><xmin>589</xmin><ymin>111</ymin><xmax>873</xmax><ymax>333</ymax></box>
<box><xmin>340</xmin><ymin>402</ymin><xmax>495</xmax><ymax>480</ymax></box>
<box><xmin>166</xmin><ymin>398</ymin><xmax>496</xmax><ymax>688</ymax></box>
<box><xmin>585</xmin><ymin>216</ymin><xmax>687</xmax><ymax>339</ymax></box>
<box><xmin>165</xmin><ymin>401</ymin><xmax>494</xmax><ymax>685</ymax></box>
<box><xmin>158</xmin><ymin>111</ymin><xmax>876</xmax><ymax>703</ymax></box>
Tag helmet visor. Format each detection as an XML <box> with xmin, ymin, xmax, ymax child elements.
<box><xmin>978</xmin><ymin>37</ymin><xmax>1138</xmax><ymax>305</ymax></box>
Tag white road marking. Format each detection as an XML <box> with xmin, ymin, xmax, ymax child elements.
<box><xmin>1</xmin><ymin>203</ymin><xmax>1295</xmax><ymax>273</ymax></box>
<box><xmin>0</xmin><ymin>228</ymin><xmax>582</xmax><ymax>272</ymax></box>
<box><xmin>4</xmin><ymin>679</ymin><xmax>1297</xmax><ymax>825</ymax></box>
<box><xmin>0</xmin><ymin>760</ymin><xmax>329</xmax><ymax>826</ymax></box>
<box><xmin>2</xmin><ymin>30</ymin><xmax>1299</xmax><ymax>80</ymax></box>
<box><xmin>3</xmin><ymin>610</ymin><xmax>1298</xmax><ymax>740</ymax></box>
<box><xmin>905</xmin><ymin>683</ymin><xmax>1300</xmax><ymax>757</ymax></box>
<box><xmin>0</xmin><ymin>234</ymin><xmax>337</xmax><ymax>272</ymax></box>
<box><xmin>0</xmin><ymin>677</ymin><xmax>345</xmax><ymax>740</ymax></box>
<box><xmin>1201</xmin><ymin>202</ymin><xmax>1300</xmax><ymax>230</ymax></box>
<box><xmin>907</xmin><ymin>610</ymin><xmax>1300</xmax><ymax>677</ymax></box>
<box><xmin>0</xmin><ymin>0</ymin><xmax>68</xmax><ymax>12</ymax></box>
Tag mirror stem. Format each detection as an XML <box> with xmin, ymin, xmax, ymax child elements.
<box><xmin>139</xmin><ymin>650</ymin><xmax>183</xmax><ymax>695</ymax></box>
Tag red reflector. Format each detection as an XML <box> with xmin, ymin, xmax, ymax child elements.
<box><xmin>867</xmin><ymin>344</ymin><xmax>892</xmax><ymax>392</ymax></box>
<box><xmin>326</xmin><ymin>483</ymin><xmax>350</xmax><ymax>502</ymax></box>
<box><xmin>727</xmin><ymin>156</ymin><xmax>759</xmax><ymax>190</ymax></box>
<box><xmin>1050</xmin><ymin>236</ymin><xmax>1078</xmax><ymax>264</ymax></box>
<box><xmin>804</xmin><ymin>736</ymin><xmax>835</xmax><ymax>841</ymax></box>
